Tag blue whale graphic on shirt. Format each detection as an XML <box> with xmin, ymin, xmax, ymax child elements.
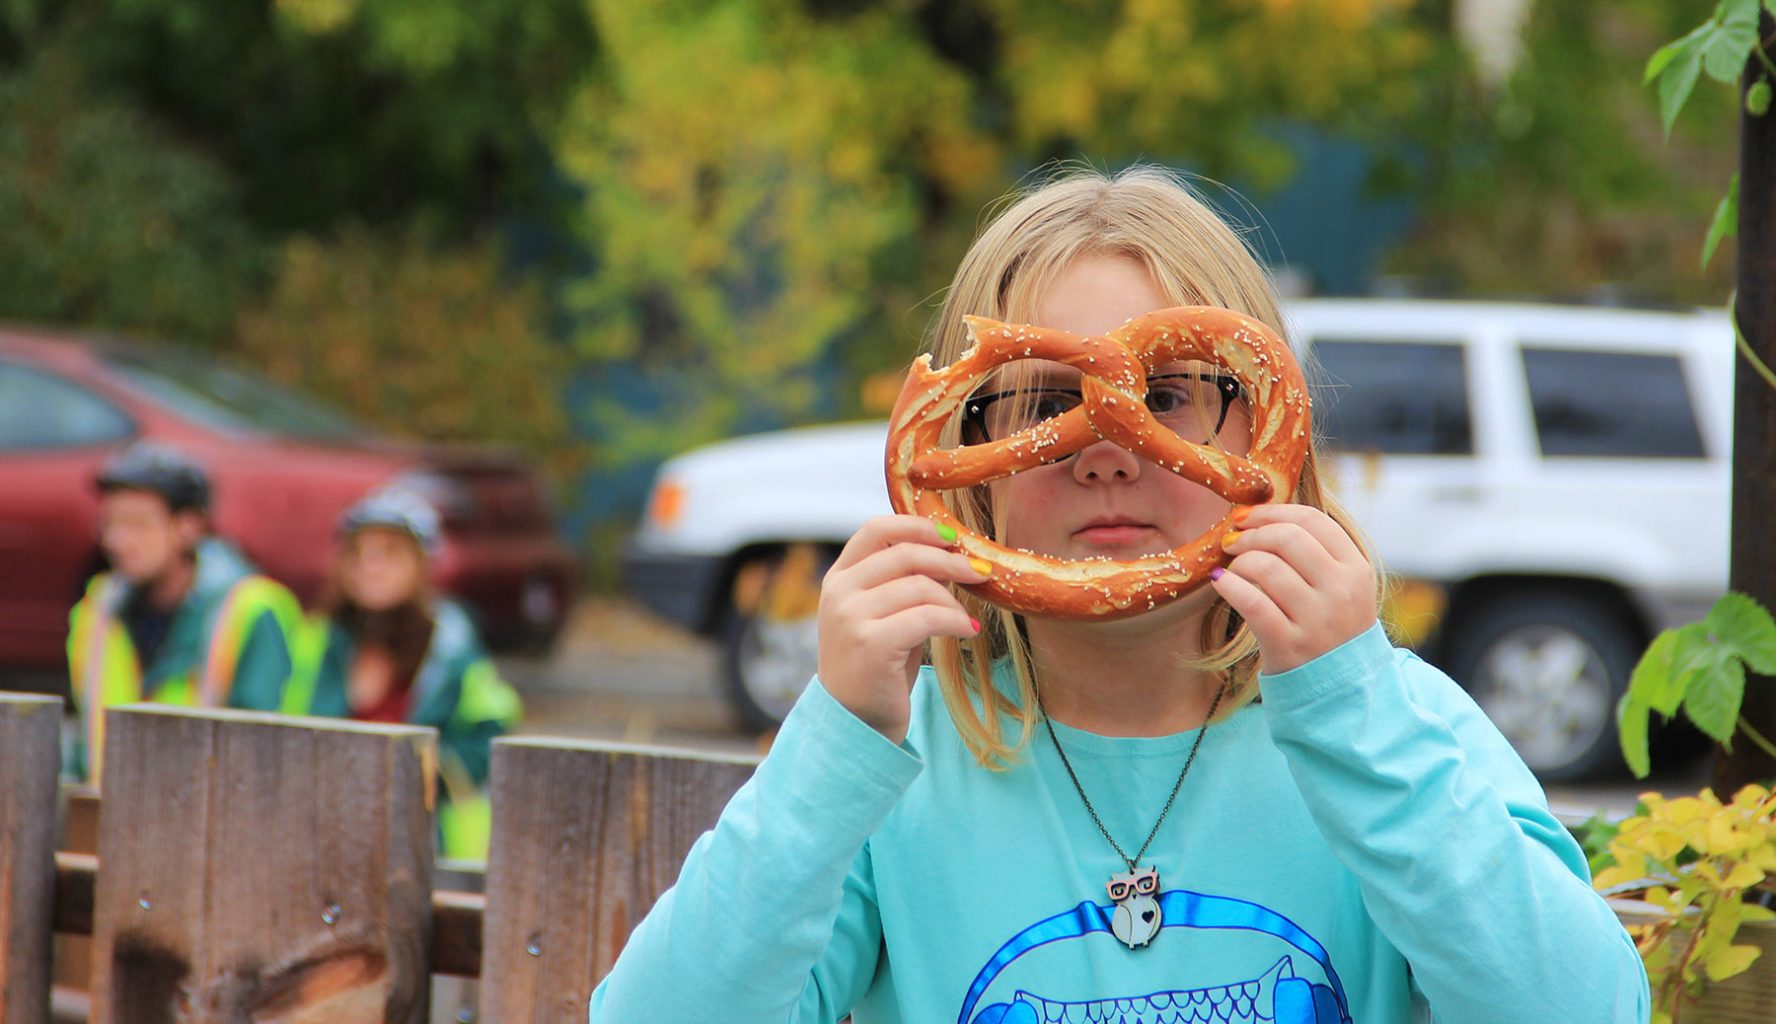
<box><xmin>960</xmin><ymin>889</ymin><xmax>1351</xmax><ymax>1024</ymax></box>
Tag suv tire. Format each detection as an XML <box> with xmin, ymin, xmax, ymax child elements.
<box><xmin>1444</xmin><ymin>592</ymin><xmax>1639</xmax><ymax>783</ymax></box>
<box><xmin>717</xmin><ymin>545</ymin><xmax>830</xmax><ymax>731</ymax></box>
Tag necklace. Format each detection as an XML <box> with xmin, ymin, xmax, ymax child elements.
<box><xmin>1037</xmin><ymin>681</ymin><xmax>1226</xmax><ymax>950</ymax></box>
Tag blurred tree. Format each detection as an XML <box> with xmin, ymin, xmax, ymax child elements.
<box><xmin>235</xmin><ymin>226</ymin><xmax>579</xmax><ymax>481</ymax></box>
<box><xmin>559</xmin><ymin>0</ymin><xmax>1436</xmax><ymax>474</ymax></box>
<box><xmin>1</xmin><ymin>0</ymin><xmax>598</xmax><ymax>236</ymax></box>
<box><xmin>0</xmin><ymin>37</ymin><xmax>260</xmax><ymax>343</ymax></box>
<box><xmin>1386</xmin><ymin>2</ymin><xmax>1741</xmax><ymax>304</ymax></box>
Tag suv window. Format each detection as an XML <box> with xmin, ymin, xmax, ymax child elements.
<box><xmin>0</xmin><ymin>362</ymin><xmax>133</xmax><ymax>450</ymax></box>
<box><xmin>1521</xmin><ymin>348</ymin><xmax>1705</xmax><ymax>459</ymax></box>
<box><xmin>1309</xmin><ymin>339</ymin><xmax>1473</xmax><ymax>455</ymax></box>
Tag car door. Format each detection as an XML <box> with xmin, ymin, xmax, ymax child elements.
<box><xmin>0</xmin><ymin>359</ymin><xmax>135</xmax><ymax>674</ymax></box>
<box><xmin>1301</xmin><ymin>332</ymin><xmax>1489</xmax><ymax>593</ymax></box>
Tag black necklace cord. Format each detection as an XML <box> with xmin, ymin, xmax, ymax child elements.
<box><xmin>1036</xmin><ymin>679</ymin><xmax>1229</xmax><ymax>873</ymax></box>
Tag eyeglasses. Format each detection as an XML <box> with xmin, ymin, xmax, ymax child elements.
<box><xmin>962</xmin><ymin>372</ymin><xmax>1246</xmax><ymax>446</ymax></box>
<box><xmin>1107</xmin><ymin>871</ymin><xmax>1160</xmax><ymax>901</ymax></box>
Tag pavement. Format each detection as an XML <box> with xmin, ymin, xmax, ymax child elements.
<box><xmin>501</xmin><ymin>598</ymin><xmax>1712</xmax><ymax>818</ymax></box>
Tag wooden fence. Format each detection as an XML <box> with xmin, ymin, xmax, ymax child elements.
<box><xmin>0</xmin><ymin>692</ymin><xmax>756</xmax><ymax>1023</ymax></box>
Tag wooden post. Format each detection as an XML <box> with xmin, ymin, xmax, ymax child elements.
<box><xmin>1</xmin><ymin>693</ymin><xmax>61</xmax><ymax>1024</ymax></box>
<box><xmin>88</xmin><ymin>706</ymin><xmax>436</xmax><ymax>1024</ymax></box>
<box><xmin>1717</xmin><ymin>12</ymin><xmax>1776</xmax><ymax>794</ymax></box>
<box><xmin>479</xmin><ymin>739</ymin><xmax>756</xmax><ymax>1021</ymax></box>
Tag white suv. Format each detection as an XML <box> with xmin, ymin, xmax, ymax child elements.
<box><xmin>623</xmin><ymin>299</ymin><xmax>1732</xmax><ymax>781</ymax></box>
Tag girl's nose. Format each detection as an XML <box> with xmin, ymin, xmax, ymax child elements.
<box><xmin>1072</xmin><ymin>438</ymin><xmax>1142</xmax><ymax>484</ymax></box>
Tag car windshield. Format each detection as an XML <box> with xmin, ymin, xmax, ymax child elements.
<box><xmin>102</xmin><ymin>345</ymin><xmax>373</xmax><ymax>442</ymax></box>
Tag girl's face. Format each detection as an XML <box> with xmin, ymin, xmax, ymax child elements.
<box><xmin>987</xmin><ymin>252</ymin><xmax>1254</xmax><ymax>569</ymax></box>
<box><xmin>341</xmin><ymin>527</ymin><xmax>427</xmax><ymax>612</ymax></box>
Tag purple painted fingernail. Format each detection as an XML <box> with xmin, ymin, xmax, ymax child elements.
<box><xmin>1209</xmin><ymin>567</ymin><xmax>1225</xmax><ymax>581</ymax></box>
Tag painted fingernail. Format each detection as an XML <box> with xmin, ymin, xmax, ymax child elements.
<box><xmin>1209</xmin><ymin>567</ymin><xmax>1226</xmax><ymax>582</ymax></box>
<box><xmin>1231</xmin><ymin>506</ymin><xmax>1253</xmax><ymax>524</ymax></box>
<box><xmin>935</xmin><ymin>522</ymin><xmax>959</xmax><ymax>543</ymax></box>
<box><xmin>1220</xmin><ymin>530</ymin><xmax>1243</xmax><ymax>550</ymax></box>
<box><xmin>968</xmin><ymin>556</ymin><xmax>994</xmax><ymax>576</ymax></box>
<box><xmin>969</xmin><ymin>617</ymin><xmax>982</xmax><ymax>634</ymax></box>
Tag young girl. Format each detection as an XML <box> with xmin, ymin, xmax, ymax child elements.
<box><xmin>283</xmin><ymin>487</ymin><xmax>521</xmax><ymax>859</ymax></box>
<box><xmin>591</xmin><ymin>168</ymin><xmax>1647</xmax><ymax>1022</ymax></box>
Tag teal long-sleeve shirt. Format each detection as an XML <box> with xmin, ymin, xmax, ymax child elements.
<box><xmin>591</xmin><ymin>623</ymin><xmax>1649</xmax><ymax>1023</ymax></box>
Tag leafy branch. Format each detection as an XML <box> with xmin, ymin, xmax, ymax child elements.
<box><xmin>1646</xmin><ymin>1</ymin><xmax>1776</xmax><ymax>270</ymax></box>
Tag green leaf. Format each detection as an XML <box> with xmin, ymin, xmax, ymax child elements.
<box><xmin>1684</xmin><ymin>653</ymin><xmax>1746</xmax><ymax>742</ymax></box>
<box><xmin>1704</xmin><ymin>1</ymin><xmax>1764</xmax><ymax>83</ymax></box>
<box><xmin>1647</xmin><ymin>33</ymin><xmax>1699</xmax><ymax>85</ymax></box>
<box><xmin>1619</xmin><ymin>693</ymin><xmax>1653</xmax><ymax>779</ymax></box>
<box><xmin>1630</xmin><ymin>629</ymin><xmax>1688</xmax><ymax>715</ymax></box>
<box><xmin>1703</xmin><ymin>173</ymin><xmax>1739</xmax><ymax>270</ymax></box>
<box><xmin>1658</xmin><ymin>36</ymin><xmax>1708</xmax><ymax>138</ymax></box>
<box><xmin>1707</xmin><ymin>591</ymin><xmax>1776</xmax><ymax>675</ymax></box>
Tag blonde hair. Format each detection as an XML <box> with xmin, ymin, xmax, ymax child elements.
<box><xmin>924</xmin><ymin>164</ymin><xmax>1376</xmax><ymax>768</ymax></box>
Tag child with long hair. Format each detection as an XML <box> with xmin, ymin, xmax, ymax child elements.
<box><xmin>284</xmin><ymin>487</ymin><xmax>521</xmax><ymax>859</ymax></box>
<box><xmin>591</xmin><ymin>167</ymin><xmax>1647</xmax><ymax>1022</ymax></box>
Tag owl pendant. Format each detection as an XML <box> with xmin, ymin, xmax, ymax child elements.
<box><xmin>1107</xmin><ymin>866</ymin><xmax>1162</xmax><ymax>949</ymax></box>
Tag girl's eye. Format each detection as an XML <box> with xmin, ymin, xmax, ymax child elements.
<box><xmin>1146</xmin><ymin>381</ymin><xmax>1198</xmax><ymax>415</ymax></box>
<box><xmin>1031</xmin><ymin>392</ymin><xmax>1076</xmax><ymax>420</ymax></box>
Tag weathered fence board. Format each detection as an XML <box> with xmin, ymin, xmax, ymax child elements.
<box><xmin>89</xmin><ymin>705</ymin><xmax>436</xmax><ymax>1024</ymax></box>
<box><xmin>1</xmin><ymin>693</ymin><xmax>61</xmax><ymax>1024</ymax></box>
<box><xmin>479</xmin><ymin>738</ymin><xmax>756</xmax><ymax>1020</ymax></box>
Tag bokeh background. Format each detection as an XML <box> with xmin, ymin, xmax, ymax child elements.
<box><xmin>0</xmin><ymin>0</ymin><xmax>1742</xmax><ymax>583</ymax></box>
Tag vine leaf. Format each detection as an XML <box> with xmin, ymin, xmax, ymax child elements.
<box><xmin>1702</xmin><ymin>1</ymin><xmax>1762</xmax><ymax>84</ymax></box>
<box><xmin>1703</xmin><ymin>173</ymin><xmax>1739</xmax><ymax>270</ymax></box>
<box><xmin>1649</xmin><ymin>1</ymin><xmax>1765</xmax><ymax>136</ymax></box>
<box><xmin>1706</xmin><ymin>591</ymin><xmax>1776</xmax><ymax>675</ymax></box>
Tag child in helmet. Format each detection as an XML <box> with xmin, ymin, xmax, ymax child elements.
<box><xmin>67</xmin><ymin>441</ymin><xmax>303</xmax><ymax>784</ymax></box>
<box><xmin>283</xmin><ymin>486</ymin><xmax>522</xmax><ymax>859</ymax></box>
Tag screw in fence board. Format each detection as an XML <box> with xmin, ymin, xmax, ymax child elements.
<box><xmin>1</xmin><ymin>693</ymin><xmax>61</xmax><ymax>1024</ymax></box>
<box><xmin>479</xmin><ymin>738</ymin><xmax>757</xmax><ymax>1021</ymax></box>
<box><xmin>87</xmin><ymin>706</ymin><xmax>437</xmax><ymax>1024</ymax></box>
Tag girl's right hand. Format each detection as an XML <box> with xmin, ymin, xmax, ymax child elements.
<box><xmin>816</xmin><ymin>515</ymin><xmax>987</xmax><ymax>744</ymax></box>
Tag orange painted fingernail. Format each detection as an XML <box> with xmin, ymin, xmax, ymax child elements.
<box><xmin>1221</xmin><ymin>530</ymin><xmax>1243</xmax><ymax>549</ymax></box>
<box><xmin>1231</xmin><ymin>506</ymin><xmax>1253</xmax><ymax>524</ymax></box>
<box><xmin>968</xmin><ymin>557</ymin><xmax>994</xmax><ymax>576</ymax></box>
<box><xmin>935</xmin><ymin>522</ymin><xmax>959</xmax><ymax>543</ymax></box>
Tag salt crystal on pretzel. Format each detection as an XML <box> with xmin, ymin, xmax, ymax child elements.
<box><xmin>883</xmin><ymin>305</ymin><xmax>1312</xmax><ymax>619</ymax></box>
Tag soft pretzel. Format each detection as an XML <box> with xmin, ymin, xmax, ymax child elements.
<box><xmin>884</xmin><ymin>306</ymin><xmax>1311</xmax><ymax>619</ymax></box>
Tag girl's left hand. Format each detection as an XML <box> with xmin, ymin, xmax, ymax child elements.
<box><xmin>1209</xmin><ymin>503</ymin><xmax>1377</xmax><ymax>675</ymax></box>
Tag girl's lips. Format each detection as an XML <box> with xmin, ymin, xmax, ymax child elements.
<box><xmin>1074</xmin><ymin>524</ymin><xmax>1156</xmax><ymax>546</ymax></box>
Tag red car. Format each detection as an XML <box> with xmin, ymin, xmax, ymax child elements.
<box><xmin>0</xmin><ymin>324</ymin><xmax>576</xmax><ymax>688</ymax></box>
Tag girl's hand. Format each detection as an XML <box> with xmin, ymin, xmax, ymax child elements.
<box><xmin>817</xmin><ymin>515</ymin><xmax>987</xmax><ymax>743</ymax></box>
<box><xmin>1209</xmin><ymin>503</ymin><xmax>1377</xmax><ymax>676</ymax></box>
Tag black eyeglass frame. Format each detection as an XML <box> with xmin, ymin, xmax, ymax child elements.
<box><xmin>960</xmin><ymin>371</ymin><xmax>1247</xmax><ymax>446</ymax></box>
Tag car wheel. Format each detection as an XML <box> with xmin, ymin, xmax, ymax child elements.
<box><xmin>1444</xmin><ymin>593</ymin><xmax>1639</xmax><ymax>783</ymax></box>
<box><xmin>718</xmin><ymin>544</ymin><xmax>831</xmax><ymax>731</ymax></box>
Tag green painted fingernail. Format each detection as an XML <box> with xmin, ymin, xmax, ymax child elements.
<box><xmin>935</xmin><ymin>522</ymin><xmax>958</xmax><ymax>543</ymax></box>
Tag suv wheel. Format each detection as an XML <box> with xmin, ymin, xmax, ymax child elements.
<box><xmin>1444</xmin><ymin>593</ymin><xmax>1638</xmax><ymax>783</ymax></box>
<box><xmin>718</xmin><ymin>544</ymin><xmax>830</xmax><ymax>731</ymax></box>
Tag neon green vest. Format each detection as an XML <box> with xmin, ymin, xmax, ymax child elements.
<box><xmin>66</xmin><ymin>567</ymin><xmax>302</xmax><ymax>784</ymax></box>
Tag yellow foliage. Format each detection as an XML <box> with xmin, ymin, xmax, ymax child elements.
<box><xmin>552</xmin><ymin>0</ymin><xmax>1435</xmax><ymax>469</ymax></box>
<box><xmin>1597</xmin><ymin>784</ymin><xmax>1776</xmax><ymax>1017</ymax></box>
<box><xmin>234</xmin><ymin>227</ymin><xmax>578</xmax><ymax>482</ymax></box>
